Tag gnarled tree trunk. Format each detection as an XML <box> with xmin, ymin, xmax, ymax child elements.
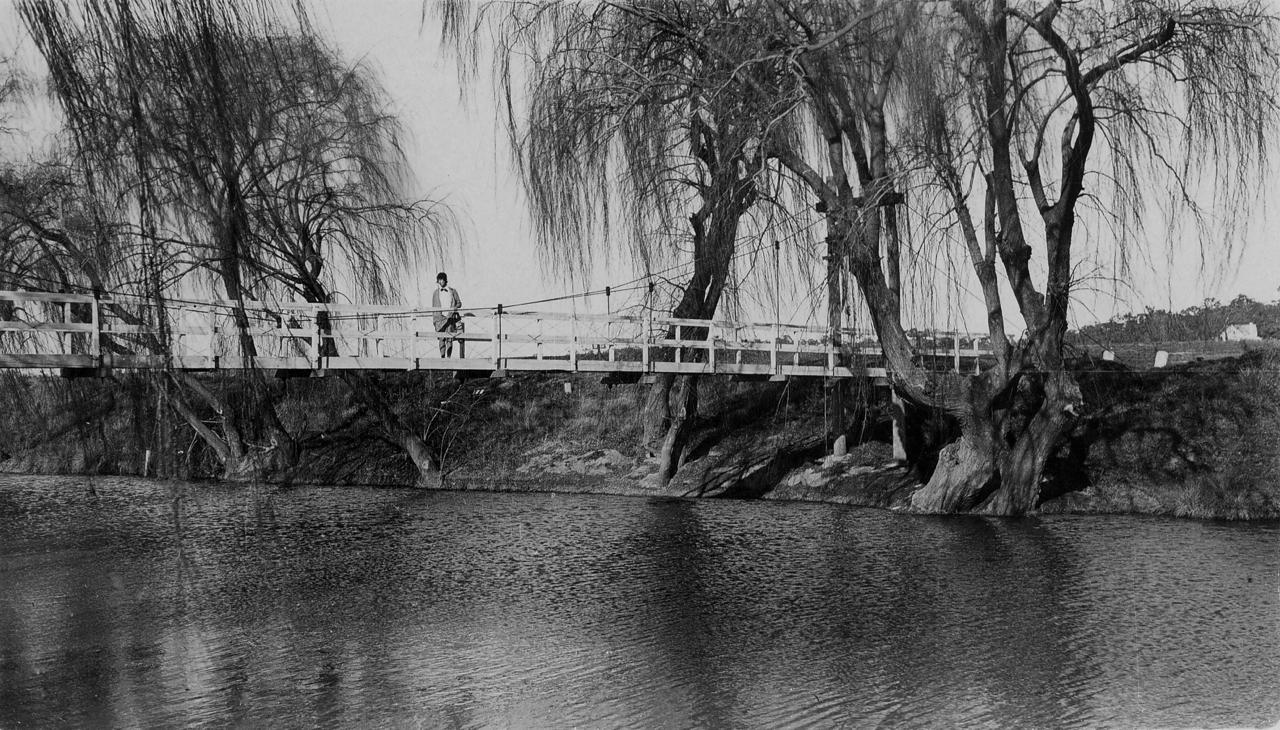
<box><xmin>341</xmin><ymin>372</ymin><xmax>442</xmax><ymax>488</ymax></box>
<box><xmin>642</xmin><ymin>115</ymin><xmax>756</xmax><ymax>484</ymax></box>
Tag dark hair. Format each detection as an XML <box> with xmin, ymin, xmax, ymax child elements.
<box><xmin>435</xmin><ymin>272</ymin><xmax>448</xmax><ymax>282</ymax></box>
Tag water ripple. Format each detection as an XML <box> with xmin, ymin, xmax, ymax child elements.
<box><xmin>1</xmin><ymin>477</ymin><xmax>1278</xmax><ymax>728</ymax></box>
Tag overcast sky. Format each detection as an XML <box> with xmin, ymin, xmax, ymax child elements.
<box><xmin>3</xmin><ymin>0</ymin><xmax>1278</xmax><ymax>331</ymax></box>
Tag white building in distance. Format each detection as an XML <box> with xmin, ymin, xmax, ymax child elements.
<box><xmin>1219</xmin><ymin>323</ymin><xmax>1261</xmax><ymax>341</ymax></box>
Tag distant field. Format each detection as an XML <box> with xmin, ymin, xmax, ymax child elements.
<box><xmin>1069</xmin><ymin>339</ymin><xmax>1280</xmax><ymax>369</ymax></box>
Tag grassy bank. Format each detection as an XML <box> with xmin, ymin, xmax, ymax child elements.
<box><xmin>2</xmin><ymin>352</ymin><xmax>1279</xmax><ymax>519</ymax></box>
<box><xmin>1045</xmin><ymin>350</ymin><xmax>1280</xmax><ymax>519</ymax></box>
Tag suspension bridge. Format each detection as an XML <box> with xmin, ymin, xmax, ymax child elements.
<box><xmin>0</xmin><ymin>290</ymin><xmax>993</xmax><ymax>380</ymax></box>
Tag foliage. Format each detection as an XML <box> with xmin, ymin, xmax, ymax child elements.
<box><xmin>14</xmin><ymin>0</ymin><xmax>462</xmax><ymax>481</ymax></box>
<box><xmin>440</xmin><ymin>0</ymin><xmax>813</xmax><ymax>306</ymax></box>
<box><xmin>1076</xmin><ymin>295</ymin><xmax>1280</xmax><ymax>343</ymax></box>
<box><xmin>19</xmin><ymin>0</ymin><xmax>455</xmax><ymax>306</ymax></box>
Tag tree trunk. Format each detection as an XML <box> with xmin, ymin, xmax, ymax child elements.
<box><xmin>642</xmin><ymin>372</ymin><xmax>676</xmax><ymax>457</ymax></box>
<box><xmin>906</xmin><ymin>369</ymin><xmax>1082</xmax><ymax>516</ymax></box>
<box><xmin>910</xmin><ymin>427</ymin><xmax>999</xmax><ymax>513</ymax></box>
<box><xmin>980</xmin><ymin>372</ymin><xmax>1080</xmax><ymax>515</ymax></box>
<box><xmin>656</xmin><ymin>374</ymin><xmax>698</xmax><ymax>483</ymax></box>
<box><xmin>906</xmin><ymin>373</ymin><xmax>1002</xmax><ymax>513</ymax></box>
<box><xmin>340</xmin><ymin>373</ymin><xmax>442</xmax><ymax>488</ymax></box>
<box><xmin>165</xmin><ymin>372</ymin><xmax>299</xmax><ymax>482</ymax></box>
<box><xmin>396</xmin><ymin>428</ymin><xmax>444</xmax><ymax>488</ymax></box>
<box><xmin>639</xmin><ymin>213</ymin><xmax>740</xmax><ymax>477</ymax></box>
<box><xmin>640</xmin><ymin>125</ymin><xmax>754</xmax><ymax>481</ymax></box>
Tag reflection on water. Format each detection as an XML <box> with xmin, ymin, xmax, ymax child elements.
<box><xmin>1</xmin><ymin>475</ymin><xmax>1277</xmax><ymax>728</ymax></box>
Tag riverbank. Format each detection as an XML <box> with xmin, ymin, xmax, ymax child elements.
<box><xmin>2</xmin><ymin>350</ymin><xmax>1279</xmax><ymax>519</ymax></box>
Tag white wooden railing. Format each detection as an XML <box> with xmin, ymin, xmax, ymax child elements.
<box><xmin>0</xmin><ymin>290</ymin><xmax>992</xmax><ymax>378</ymax></box>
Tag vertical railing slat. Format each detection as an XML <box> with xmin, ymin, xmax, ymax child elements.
<box><xmin>90</xmin><ymin>293</ymin><xmax>101</xmax><ymax>359</ymax></box>
<box><xmin>492</xmin><ymin>305</ymin><xmax>503</xmax><ymax>369</ymax></box>
<box><xmin>771</xmin><ymin>323</ymin><xmax>780</xmax><ymax>376</ymax></box>
<box><xmin>708</xmin><ymin>323</ymin><xmax>715</xmax><ymax>373</ymax></box>
<box><xmin>643</xmin><ymin>308</ymin><xmax>653</xmax><ymax>371</ymax></box>
<box><xmin>570</xmin><ymin>314</ymin><xmax>578</xmax><ymax>371</ymax></box>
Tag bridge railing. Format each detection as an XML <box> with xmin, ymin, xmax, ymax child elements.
<box><xmin>0</xmin><ymin>291</ymin><xmax>100</xmax><ymax>368</ymax></box>
<box><xmin>0</xmin><ymin>291</ymin><xmax>994</xmax><ymax>377</ymax></box>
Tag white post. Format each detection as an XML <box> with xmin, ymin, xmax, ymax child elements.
<box><xmin>771</xmin><ymin>323</ymin><xmax>780</xmax><ymax>376</ymax></box>
<box><xmin>493</xmin><ymin>305</ymin><xmax>503</xmax><ymax>369</ymax></box>
<box><xmin>570</xmin><ymin>314</ymin><xmax>578</xmax><ymax>371</ymax></box>
<box><xmin>644</xmin><ymin>304</ymin><xmax>653</xmax><ymax>371</ymax></box>
<box><xmin>891</xmin><ymin>390</ymin><xmax>907</xmax><ymax>464</ymax></box>
<box><xmin>311</xmin><ymin>310</ymin><xmax>321</xmax><ymax>367</ymax></box>
<box><xmin>61</xmin><ymin>301</ymin><xmax>71</xmax><ymax>353</ymax></box>
<box><xmin>643</xmin><ymin>279</ymin><xmax>654</xmax><ymax>371</ymax></box>
<box><xmin>773</xmin><ymin>240</ymin><xmax>781</xmax><ymax>326</ymax></box>
<box><xmin>605</xmin><ymin>286</ymin><xmax>613</xmax><ymax>362</ymax></box>
<box><xmin>954</xmin><ymin>332</ymin><xmax>961</xmax><ymax>373</ymax></box>
<box><xmin>707</xmin><ymin>323</ymin><xmax>716</xmax><ymax>372</ymax></box>
<box><xmin>674</xmin><ymin>324</ymin><xmax>682</xmax><ymax>366</ymax></box>
<box><xmin>90</xmin><ymin>292</ymin><xmax>101</xmax><ymax>359</ymax></box>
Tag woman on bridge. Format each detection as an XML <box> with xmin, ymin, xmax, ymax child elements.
<box><xmin>432</xmin><ymin>272</ymin><xmax>463</xmax><ymax>358</ymax></box>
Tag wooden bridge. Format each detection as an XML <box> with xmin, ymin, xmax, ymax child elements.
<box><xmin>0</xmin><ymin>290</ymin><xmax>992</xmax><ymax>379</ymax></box>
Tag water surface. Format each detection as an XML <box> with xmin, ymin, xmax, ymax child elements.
<box><xmin>1</xmin><ymin>475</ymin><xmax>1277</xmax><ymax>728</ymax></box>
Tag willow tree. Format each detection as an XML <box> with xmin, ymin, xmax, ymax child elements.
<box><xmin>752</xmin><ymin>0</ymin><xmax>1278</xmax><ymax>514</ymax></box>
<box><xmin>441</xmin><ymin>1</ymin><xmax>806</xmax><ymax>482</ymax></box>
<box><xmin>0</xmin><ymin>53</ymin><xmax>23</xmax><ymax>135</ymax></box>
<box><xmin>20</xmin><ymin>0</ymin><xmax>456</xmax><ymax>482</ymax></box>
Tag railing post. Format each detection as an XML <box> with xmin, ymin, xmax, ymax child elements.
<box><xmin>644</xmin><ymin>306</ymin><xmax>653</xmax><ymax>371</ymax></box>
<box><xmin>570</xmin><ymin>314</ymin><xmax>578</xmax><ymax>371</ymax></box>
<box><xmin>605</xmin><ymin>286</ymin><xmax>613</xmax><ymax>362</ymax></box>
<box><xmin>607</xmin><ymin>314</ymin><xmax>615</xmax><ymax>363</ymax></box>
<box><xmin>707</xmin><ymin>322</ymin><xmax>715</xmax><ymax>372</ymax></box>
<box><xmin>61</xmin><ymin>300</ymin><xmax>71</xmax><ymax>353</ymax></box>
<box><xmin>312</xmin><ymin>307</ymin><xmax>322</xmax><ymax>368</ymax></box>
<box><xmin>954</xmin><ymin>332</ymin><xmax>961</xmax><ymax>373</ymax></box>
<box><xmin>493</xmin><ymin>304</ymin><xmax>503</xmax><ymax>369</ymax></box>
<box><xmin>674</xmin><ymin>324</ymin><xmax>682</xmax><ymax>366</ymax></box>
<box><xmin>771</xmin><ymin>323</ymin><xmax>780</xmax><ymax>376</ymax></box>
<box><xmin>90</xmin><ymin>290</ymin><xmax>101</xmax><ymax>360</ymax></box>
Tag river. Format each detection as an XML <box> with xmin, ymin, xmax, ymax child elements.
<box><xmin>1</xmin><ymin>475</ymin><xmax>1277</xmax><ymax>728</ymax></box>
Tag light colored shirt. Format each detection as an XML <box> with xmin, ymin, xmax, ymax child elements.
<box><xmin>432</xmin><ymin>286</ymin><xmax>461</xmax><ymax>326</ymax></box>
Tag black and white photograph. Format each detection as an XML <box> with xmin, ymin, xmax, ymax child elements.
<box><xmin>1</xmin><ymin>1</ymin><xmax>1278</xmax><ymax>727</ymax></box>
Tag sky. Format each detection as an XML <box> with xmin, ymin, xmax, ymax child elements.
<box><xmin>2</xmin><ymin>0</ymin><xmax>1278</xmax><ymax>332</ymax></box>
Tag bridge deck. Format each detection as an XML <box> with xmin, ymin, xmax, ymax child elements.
<box><xmin>0</xmin><ymin>291</ymin><xmax>992</xmax><ymax>378</ymax></box>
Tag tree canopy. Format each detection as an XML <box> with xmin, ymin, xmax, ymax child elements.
<box><xmin>445</xmin><ymin>0</ymin><xmax>1279</xmax><ymax>513</ymax></box>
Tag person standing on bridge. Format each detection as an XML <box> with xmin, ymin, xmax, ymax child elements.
<box><xmin>432</xmin><ymin>272</ymin><xmax>462</xmax><ymax>357</ymax></box>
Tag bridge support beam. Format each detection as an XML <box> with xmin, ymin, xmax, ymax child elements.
<box><xmin>730</xmin><ymin>373</ymin><xmax>789</xmax><ymax>383</ymax></box>
<box><xmin>58</xmin><ymin>366</ymin><xmax>109</xmax><ymax>379</ymax></box>
<box><xmin>601</xmin><ymin>372</ymin><xmax>643</xmax><ymax>386</ymax></box>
